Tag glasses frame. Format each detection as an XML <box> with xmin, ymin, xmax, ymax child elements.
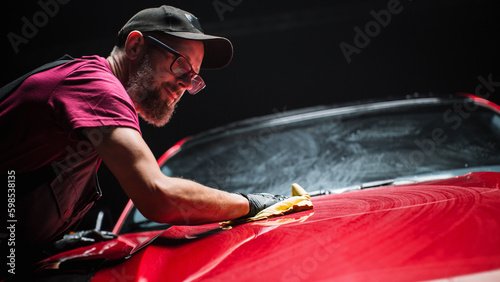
<box><xmin>145</xmin><ymin>35</ymin><xmax>205</xmax><ymax>95</ymax></box>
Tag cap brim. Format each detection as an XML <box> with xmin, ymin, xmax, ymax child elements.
<box><xmin>162</xmin><ymin>31</ymin><xmax>233</xmax><ymax>70</ymax></box>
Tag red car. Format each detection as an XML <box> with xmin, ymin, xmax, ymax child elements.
<box><xmin>34</xmin><ymin>93</ymin><xmax>500</xmax><ymax>281</ymax></box>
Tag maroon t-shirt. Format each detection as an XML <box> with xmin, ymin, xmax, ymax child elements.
<box><xmin>0</xmin><ymin>56</ymin><xmax>141</xmax><ymax>247</ymax></box>
<box><xmin>0</xmin><ymin>55</ymin><xmax>140</xmax><ymax>173</ymax></box>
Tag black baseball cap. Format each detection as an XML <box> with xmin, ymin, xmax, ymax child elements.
<box><xmin>117</xmin><ymin>5</ymin><xmax>233</xmax><ymax>69</ymax></box>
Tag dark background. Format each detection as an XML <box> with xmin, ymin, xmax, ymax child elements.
<box><xmin>2</xmin><ymin>0</ymin><xmax>499</xmax><ymax>230</ymax></box>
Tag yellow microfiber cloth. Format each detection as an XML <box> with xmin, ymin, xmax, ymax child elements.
<box><xmin>221</xmin><ymin>183</ymin><xmax>314</xmax><ymax>227</ymax></box>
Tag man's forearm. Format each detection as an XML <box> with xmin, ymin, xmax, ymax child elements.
<box><xmin>136</xmin><ymin>176</ymin><xmax>249</xmax><ymax>225</ymax></box>
<box><xmin>86</xmin><ymin>126</ymin><xmax>249</xmax><ymax>225</ymax></box>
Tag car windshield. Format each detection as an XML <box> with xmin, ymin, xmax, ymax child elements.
<box><xmin>161</xmin><ymin>99</ymin><xmax>500</xmax><ymax>195</ymax></box>
<box><xmin>121</xmin><ymin>97</ymin><xmax>500</xmax><ymax>233</ymax></box>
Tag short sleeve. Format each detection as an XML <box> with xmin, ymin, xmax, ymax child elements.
<box><xmin>49</xmin><ymin>58</ymin><xmax>141</xmax><ymax>140</ymax></box>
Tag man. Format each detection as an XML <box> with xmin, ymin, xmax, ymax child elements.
<box><xmin>0</xmin><ymin>5</ymin><xmax>286</xmax><ymax>268</ymax></box>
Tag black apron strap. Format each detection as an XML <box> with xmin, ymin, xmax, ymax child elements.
<box><xmin>0</xmin><ymin>54</ymin><xmax>74</xmax><ymax>102</ymax></box>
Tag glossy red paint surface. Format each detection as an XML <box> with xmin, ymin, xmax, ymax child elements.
<box><xmin>457</xmin><ymin>92</ymin><xmax>500</xmax><ymax>114</ymax></box>
<box><xmin>112</xmin><ymin>200</ymin><xmax>134</xmax><ymax>235</ymax></box>
<box><xmin>156</xmin><ymin>137</ymin><xmax>191</xmax><ymax>167</ymax></box>
<box><xmin>81</xmin><ymin>171</ymin><xmax>500</xmax><ymax>281</ymax></box>
<box><xmin>37</xmin><ymin>230</ymin><xmax>165</xmax><ymax>266</ymax></box>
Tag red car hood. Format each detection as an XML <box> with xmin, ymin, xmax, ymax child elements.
<box><xmin>40</xmin><ymin>172</ymin><xmax>500</xmax><ymax>281</ymax></box>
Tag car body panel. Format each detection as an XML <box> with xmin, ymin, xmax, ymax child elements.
<box><xmin>39</xmin><ymin>171</ymin><xmax>500</xmax><ymax>281</ymax></box>
<box><xmin>35</xmin><ymin>94</ymin><xmax>500</xmax><ymax>281</ymax></box>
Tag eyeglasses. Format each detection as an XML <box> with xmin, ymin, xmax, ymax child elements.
<box><xmin>145</xmin><ymin>35</ymin><xmax>205</xmax><ymax>95</ymax></box>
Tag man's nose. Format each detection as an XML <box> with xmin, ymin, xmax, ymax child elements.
<box><xmin>177</xmin><ymin>74</ymin><xmax>193</xmax><ymax>92</ymax></box>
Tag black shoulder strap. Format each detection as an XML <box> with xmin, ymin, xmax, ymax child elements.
<box><xmin>0</xmin><ymin>54</ymin><xmax>74</xmax><ymax>102</ymax></box>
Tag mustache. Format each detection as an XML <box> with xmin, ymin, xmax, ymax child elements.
<box><xmin>161</xmin><ymin>82</ymin><xmax>183</xmax><ymax>97</ymax></box>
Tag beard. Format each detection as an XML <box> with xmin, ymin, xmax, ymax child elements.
<box><xmin>126</xmin><ymin>53</ymin><xmax>176</xmax><ymax>127</ymax></box>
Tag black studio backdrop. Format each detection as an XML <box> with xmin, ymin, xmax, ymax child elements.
<box><xmin>2</xmin><ymin>0</ymin><xmax>499</xmax><ymax>229</ymax></box>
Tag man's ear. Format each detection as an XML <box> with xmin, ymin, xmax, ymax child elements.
<box><xmin>124</xmin><ymin>31</ymin><xmax>145</xmax><ymax>61</ymax></box>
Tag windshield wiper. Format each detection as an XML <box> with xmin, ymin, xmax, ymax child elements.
<box><xmin>309</xmin><ymin>178</ymin><xmax>409</xmax><ymax>196</ymax></box>
<box><xmin>308</xmin><ymin>169</ymin><xmax>486</xmax><ymax>197</ymax></box>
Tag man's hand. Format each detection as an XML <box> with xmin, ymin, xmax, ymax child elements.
<box><xmin>237</xmin><ymin>193</ymin><xmax>289</xmax><ymax>218</ymax></box>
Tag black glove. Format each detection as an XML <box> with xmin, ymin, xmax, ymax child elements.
<box><xmin>237</xmin><ymin>193</ymin><xmax>289</xmax><ymax>218</ymax></box>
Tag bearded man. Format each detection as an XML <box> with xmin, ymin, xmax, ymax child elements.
<box><xmin>0</xmin><ymin>5</ymin><xmax>287</xmax><ymax>270</ymax></box>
